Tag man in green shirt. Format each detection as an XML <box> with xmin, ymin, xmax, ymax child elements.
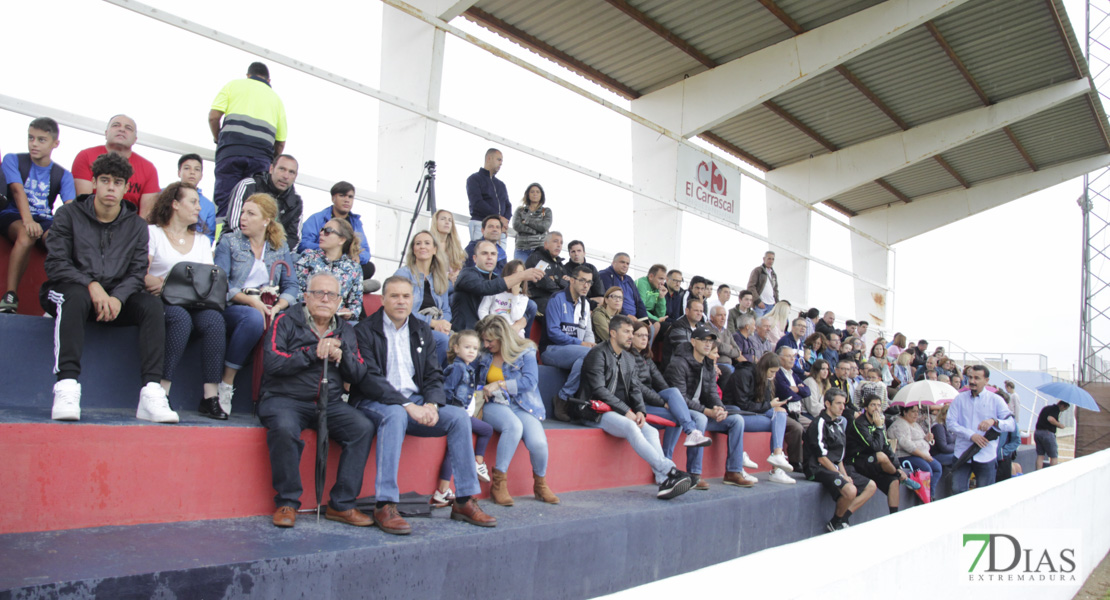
<box><xmin>636</xmin><ymin>263</ymin><xmax>669</xmax><ymax>343</ymax></box>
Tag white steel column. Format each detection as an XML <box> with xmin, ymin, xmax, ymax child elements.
<box><xmin>376</xmin><ymin>3</ymin><xmax>447</xmax><ymax>263</ymax></box>
<box><xmin>766</xmin><ymin>191</ymin><xmax>811</xmax><ymax>308</ymax></box>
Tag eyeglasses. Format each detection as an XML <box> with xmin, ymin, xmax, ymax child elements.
<box><xmin>306</xmin><ymin>290</ymin><xmax>340</xmax><ymax>301</ymax></box>
<box><xmin>320</xmin><ymin>227</ymin><xmax>343</xmax><ymax>238</ymax></box>
<box><xmin>607</xmin><ymin>295</ymin><xmax>624</xmax><ymax>301</ymax></box>
<box><xmin>575</xmin><ymin>278</ymin><xmax>593</xmax><ymax>285</ymax></box>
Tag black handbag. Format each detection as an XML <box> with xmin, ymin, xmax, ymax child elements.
<box><xmin>162</xmin><ymin>262</ymin><xmax>228</xmax><ymax>311</ymax></box>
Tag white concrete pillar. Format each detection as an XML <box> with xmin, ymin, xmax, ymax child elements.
<box><xmin>630</xmin><ymin>124</ymin><xmax>683</xmax><ymax>271</ymax></box>
<box><xmin>375</xmin><ymin>4</ymin><xmax>446</xmax><ymax>265</ymax></box>
<box><xmin>766</xmin><ymin>190</ymin><xmax>811</xmax><ymax>308</ymax></box>
<box><xmin>850</xmin><ymin>233</ymin><xmax>892</xmax><ymax>334</ymax></box>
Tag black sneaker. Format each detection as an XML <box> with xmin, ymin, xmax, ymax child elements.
<box><xmin>657</xmin><ymin>468</ymin><xmax>693</xmax><ymax>500</ymax></box>
<box><xmin>825</xmin><ymin>519</ymin><xmax>839</xmax><ymax>533</ymax></box>
<box><xmin>0</xmin><ymin>291</ymin><xmax>17</xmax><ymax>314</ymax></box>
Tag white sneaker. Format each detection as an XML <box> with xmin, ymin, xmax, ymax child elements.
<box><xmin>431</xmin><ymin>488</ymin><xmax>455</xmax><ymax>508</ymax></box>
<box><xmin>683</xmin><ymin>430</ymin><xmax>713</xmax><ymax>447</ymax></box>
<box><xmin>476</xmin><ymin>461</ymin><xmax>491</xmax><ymax>483</ymax></box>
<box><xmin>742</xmin><ymin>452</ymin><xmax>758</xmax><ymax>469</ymax></box>
<box><xmin>739</xmin><ymin>470</ymin><xmax>759</xmax><ymax>485</ymax></box>
<box><xmin>52</xmin><ymin>379</ymin><xmax>82</xmax><ymax>421</ymax></box>
<box><xmin>769</xmin><ymin>468</ymin><xmax>796</xmax><ymax>485</ymax></box>
<box><xmin>767</xmin><ymin>453</ymin><xmax>793</xmax><ymax>472</ymax></box>
<box><xmin>217</xmin><ymin>382</ymin><xmax>235</xmax><ymax>416</ymax></box>
<box><xmin>137</xmin><ymin>382</ymin><xmax>180</xmax><ymax>423</ymax></box>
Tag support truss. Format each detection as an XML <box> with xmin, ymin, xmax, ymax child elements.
<box><xmin>1081</xmin><ymin>0</ymin><xmax>1110</xmax><ymax>382</ymax></box>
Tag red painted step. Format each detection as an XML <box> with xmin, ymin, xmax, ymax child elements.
<box><xmin>0</xmin><ymin>421</ymin><xmax>772</xmax><ymax>535</ymax></box>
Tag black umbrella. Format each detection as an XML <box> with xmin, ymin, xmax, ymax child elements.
<box><xmin>940</xmin><ymin>427</ymin><xmax>1000</xmax><ymax>487</ymax></box>
<box><xmin>315</xmin><ymin>353</ymin><xmax>329</xmax><ymax>522</ymax></box>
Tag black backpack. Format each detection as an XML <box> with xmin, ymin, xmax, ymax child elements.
<box><xmin>14</xmin><ymin>153</ymin><xmax>66</xmax><ymax>210</ymax></box>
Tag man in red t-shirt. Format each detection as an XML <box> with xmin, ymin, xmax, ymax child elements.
<box><xmin>71</xmin><ymin>114</ymin><xmax>160</xmax><ymax>215</ymax></box>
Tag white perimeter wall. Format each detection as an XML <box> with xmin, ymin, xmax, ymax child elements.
<box><xmin>605</xmin><ymin>449</ymin><xmax>1110</xmax><ymax>600</ymax></box>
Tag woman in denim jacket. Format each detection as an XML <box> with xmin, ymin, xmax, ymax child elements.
<box><xmin>214</xmin><ymin>193</ymin><xmax>298</xmax><ymax>414</ymax></box>
<box><xmin>474</xmin><ymin>315</ymin><xmax>559</xmax><ymax>506</ymax></box>
<box><xmin>394</xmin><ymin>230</ymin><xmax>452</xmax><ymax>367</ymax></box>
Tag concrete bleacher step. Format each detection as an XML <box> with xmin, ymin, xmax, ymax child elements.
<box><xmin>0</xmin><ymin>476</ymin><xmax>888</xmax><ymax>599</ymax></box>
<box><xmin>0</xmin><ymin>409</ymin><xmax>773</xmax><ymax>535</ymax></box>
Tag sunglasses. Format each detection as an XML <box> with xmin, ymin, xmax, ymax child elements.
<box><xmin>320</xmin><ymin>226</ymin><xmax>344</xmax><ymax>238</ymax></box>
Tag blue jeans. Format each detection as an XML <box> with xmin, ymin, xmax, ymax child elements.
<box><xmin>587</xmin><ymin>412</ymin><xmax>675</xmax><ymax>483</ymax></box>
<box><xmin>902</xmin><ymin>455</ymin><xmax>943</xmax><ymax>497</ymax></box>
<box><xmin>952</xmin><ymin>458</ymin><xmax>996</xmax><ymax>494</ymax></box>
<box><xmin>541</xmin><ymin>343</ymin><xmax>590</xmax><ymax>399</ymax></box>
<box><xmin>513</xmin><ymin>248</ymin><xmax>534</xmax><ymax>263</ymax></box>
<box><xmin>481</xmin><ymin>402</ymin><xmax>550</xmax><ymax>475</ymax></box>
<box><xmin>468</xmin><ymin>219</ymin><xmax>507</xmax><ymax>246</ymax></box>
<box><xmin>432</xmin><ymin>329</ymin><xmax>449</xmax><ymax>368</ymax></box>
<box><xmin>358</xmin><ymin>397</ymin><xmax>480</xmax><ymax>503</ymax></box>
<box><xmin>754</xmin><ymin>304</ymin><xmax>772</xmax><ymax>318</ymax></box>
<box><xmin>688</xmin><ymin>411</ymin><xmax>745</xmax><ymax>474</ymax></box>
<box><xmin>223</xmin><ymin>304</ymin><xmax>266</xmax><ymax>369</ymax></box>
<box><xmin>933</xmin><ymin>452</ymin><xmax>957</xmax><ymax>468</ymax></box>
<box><xmin>645</xmin><ymin>387</ymin><xmax>698</xmax><ymax>459</ymax></box>
<box><xmin>741</xmin><ymin>409</ymin><xmax>787</xmax><ymax>452</ymax></box>
<box><xmin>258</xmin><ymin>396</ymin><xmax>375</xmax><ymax>511</ymax></box>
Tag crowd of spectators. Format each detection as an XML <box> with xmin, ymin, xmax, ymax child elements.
<box><xmin>0</xmin><ymin>62</ymin><xmax>1043</xmax><ymax>535</ymax></box>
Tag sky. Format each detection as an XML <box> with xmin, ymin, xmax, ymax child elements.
<box><xmin>0</xmin><ymin>0</ymin><xmax>1099</xmax><ymax>374</ymax></box>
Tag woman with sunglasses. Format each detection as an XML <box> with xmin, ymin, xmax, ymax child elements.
<box><xmin>294</xmin><ymin>218</ymin><xmax>364</xmax><ymax>323</ymax></box>
<box><xmin>214</xmin><ymin>193</ymin><xmax>298</xmax><ymax>415</ymax></box>
<box><xmin>591</xmin><ymin>286</ymin><xmax>624</xmax><ymax>343</ymax></box>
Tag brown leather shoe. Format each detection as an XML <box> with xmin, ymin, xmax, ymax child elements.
<box><xmin>325</xmin><ymin>506</ymin><xmax>373</xmax><ymax>527</ymax></box>
<box><xmin>272</xmin><ymin>506</ymin><xmax>296</xmax><ymax>528</ymax></box>
<box><xmin>693</xmin><ymin>477</ymin><xmax>710</xmax><ymax>491</ymax></box>
<box><xmin>490</xmin><ymin>468</ymin><xmax>514</xmax><ymax>506</ymax></box>
<box><xmin>451</xmin><ymin>498</ymin><xmax>497</xmax><ymax>527</ymax></box>
<box><xmin>723</xmin><ymin>471</ymin><xmax>756</xmax><ymax>488</ymax></box>
<box><xmin>373</xmin><ymin>503</ymin><xmax>412</xmax><ymax>535</ymax></box>
<box><xmin>533</xmin><ymin>473</ymin><xmax>560</xmax><ymax>504</ymax></box>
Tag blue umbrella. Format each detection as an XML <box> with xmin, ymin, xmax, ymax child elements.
<box><xmin>1035</xmin><ymin>382</ymin><xmax>1101</xmax><ymax>412</ymax></box>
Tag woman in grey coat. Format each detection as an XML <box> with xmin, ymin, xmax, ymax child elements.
<box><xmin>511</xmin><ymin>183</ymin><xmax>552</xmax><ymax>262</ymax></box>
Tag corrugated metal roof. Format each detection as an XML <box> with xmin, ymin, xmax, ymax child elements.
<box><xmin>882</xmin><ymin>159</ymin><xmax>963</xmax><ymax>199</ymax></box>
<box><xmin>710</xmin><ymin>104</ymin><xmax>829</xmax><ymax>168</ymax></box>
<box><xmin>776</xmin><ymin>0</ymin><xmax>886</xmax><ymax>31</ymax></box>
<box><xmin>1009</xmin><ymin>96</ymin><xmax>1110</xmax><ymax>168</ymax></box>
<box><xmin>932</xmin><ymin>0</ymin><xmax>1079</xmax><ymax>103</ymax></box>
<box><xmin>631</xmin><ymin>0</ymin><xmax>794</xmax><ymax>67</ymax></box>
<box><xmin>938</xmin><ymin>130</ymin><xmax>1030</xmax><ymax>184</ymax></box>
<box><xmin>841</xmin><ymin>26</ymin><xmax>985</xmax><ymax>128</ymax></box>
<box><xmin>834</xmin><ymin>181</ymin><xmax>900</xmax><ymax>213</ymax></box>
<box><xmin>769</xmin><ymin>67</ymin><xmax>902</xmax><ymax>150</ymax></box>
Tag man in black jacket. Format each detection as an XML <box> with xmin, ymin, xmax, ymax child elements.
<box><xmin>41</xmin><ymin>152</ymin><xmax>176</xmax><ymax>424</ymax></box>
<box><xmin>664</xmin><ymin>328</ymin><xmax>756</xmax><ymax>489</ymax></box>
<box><xmin>662</xmin><ymin>296</ymin><xmax>704</xmax><ymax>368</ymax></box>
<box><xmin>571</xmin><ymin>314</ymin><xmax>693</xmax><ymax>500</ymax></box>
<box><xmin>259</xmin><ymin>273</ymin><xmax>374</xmax><ymax>529</ymax></box>
<box><xmin>225</xmin><ymin>154</ymin><xmax>302</xmax><ymax>248</ymax></box>
<box><xmin>804</xmin><ymin>389</ymin><xmax>877</xmax><ymax>532</ymax></box>
<box><xmin>354</xmin><ymin>276</ymin><xmax>497</xmax><ymax>534</ymax></box>
<box><xmin>524</xmin><ymin>231</ymin><xmax>568</xmax><ymax>315</ymax></box>
<box><xmin>566</xmin><ymin>240</ymin><xmax>604</xmax><ymax>305</ymax></box>
<box><xmin>450</xmin><ymin>239</ymin><xmax>541</xmax><ymax>331</ymax></box>
<box><xmin>845</xmin><ymin>393</ymin><xmax>920</xmax><ymax>515</ymax></box>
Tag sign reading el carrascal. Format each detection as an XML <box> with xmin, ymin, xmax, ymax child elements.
<box><xmin>674</xmin><ymin>145</ymin><xmax>740</xmax><ymax>225</ymax></box>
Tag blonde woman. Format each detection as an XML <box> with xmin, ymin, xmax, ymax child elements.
<box><xmin>892</xmin><ymin>350</ymin><xmax>914</xmax><ymax>388</ymax></box>
<box><xmin>764</xmin><ymin>300</ymin><xmax>792</xmax><ymax>337</ymax></box>
<box><xmin>214</xmin><ymin>193</ymin><xmax>297</xmax><ymax>414</ymax></box>
<box><xmin>395</xmin><ymin>230</ymin><xmax>452</xmax><ymax>366</ymax></box>
<box><xmin>431</xmin><ymin>209</ymin><xmax>466</xmax><ymax>285</ymax></box>
<box><xmin>592</xmin><ymin>286</ymin><xmax>624</xmax><ymax>343</ymax></box>
<box><xmin>475</xmin><ymin>314</ymin><xmax>558</xmax><ymax>506</ymax></box>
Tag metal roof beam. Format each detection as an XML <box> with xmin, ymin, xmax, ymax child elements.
<box><xmin>765</xmin><ymin>79</ymin><xmax>1091</xmax><ymax>205</ymax></box>
<box><xmin>757</xmin><ymin>0</ymin><xmax>805</xmax><ymax>34</ymax></box>
<box><xmin>602</xmin><ymin>0</ymin><xmax>717</xmax><ymax>69</ymax></box>
<box><xmin>631</xmin><ymin>0</ymin><xmax>971</xmax><ymax>137</ymax></box>
<box><xmin>405</xmin><ymin>0</ymin><xmax>478</xmax><ymax>21</ymax></box>
<box><xmin>1003</xmin><ymin>126</ymin><xmax>1039</xmax><ymax>172</ymax></box>
<box><xmin>696</xmin><ymin>131</ymin><xmax>773</xmax><ymax>171</ymax></box>
<box><xmin>851</xmin><ymin>153</ymin><xmax>1110</xmax><ymax>245</ymax></box>
<box><xmin>762</xmin><ymin>101</ymin><xmax>838</xmax><ymax>152</ymax></box>
<box><xmin>924</xmin><ymin>21</ymin><xmax>991</xmax><ymax>105</ymax></box>
<box><xmin>462</xmin><ymin>7</ymin><xmax>642</xmax><ymax>100</ymax></box>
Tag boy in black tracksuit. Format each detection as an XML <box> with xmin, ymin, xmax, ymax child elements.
<box><xmin>804</xmin><ymin>389</ymin><xmax>877</xmax><ymax>532</ymax></box>
<box><xmin>41</xmin><ymin>153</ymin><xmax>172</xmax><ymax>423</ymax></box>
